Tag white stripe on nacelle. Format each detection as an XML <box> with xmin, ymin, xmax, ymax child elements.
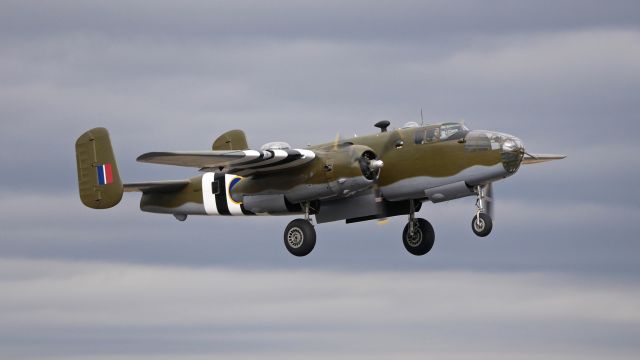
<box><xmin>202</xmin><ymin>172</ymin><xmax>219</xmax><ymax>215</ymax></box>
<box><xmin>202</xmin><ymin>173</ymin><xmax>247</xmax><ymax>216</ymax></box>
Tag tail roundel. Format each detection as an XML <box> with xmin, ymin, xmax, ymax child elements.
<box><xmin>75</xmin><ymin>128</ymin><xmax>123</xmax><ymax>209</ymax></box>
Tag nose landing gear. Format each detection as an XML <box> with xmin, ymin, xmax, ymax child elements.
<box><xmin>471</xmin><ymin>185</ymin><xmax>493</xmax><ymax>237</ymax></box>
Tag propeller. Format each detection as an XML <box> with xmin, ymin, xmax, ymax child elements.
<box><xmin>374</xmin><ymin>183</ymin><xmax>388</xmax><ymax>225</ymax></box>
<box><xmin>332</xmin><ymin>132</ymin><xmax>341</xmax><ymax>151</ymax></box>
<box><xmin>483</xmin><ymin>182</ymin><xmax>495</xmax><ymax>220</ymax></box>
<box><xmin>365</xmin><ymin>152</ymin><xmax>388</xmax><ymax>225</ymax></box>
<box><xmin>358</xmin><ymin>153</ymin><xmax>383</xmax><ymax>181</ymax></box>
<box><xmin>330</xmin><ymin>126</ymin><xmax>391</xmax><ymax>224</ymax></box>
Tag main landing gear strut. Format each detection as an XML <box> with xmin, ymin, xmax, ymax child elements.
<box><xmin>402</xmin><ymin>199</ymin><xmax>435</xmax><ymax>256</ymax></box>
<box><xmin>283</xmin><ymin>202</ymin><xmax>316</xmax><ymax>257</ymax></box>
<box><xmin>471</xmin><ymin>185</ymin><xmax>493</xmax><ymax>237</ymax></box>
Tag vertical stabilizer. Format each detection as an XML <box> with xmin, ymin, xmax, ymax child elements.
<box><xmin>212</xmin><ymin>129</ymin><xmax>249</xmax><ymax>150</ymax></box>
<box><xmin>75</xmin><ymin>127</ymin><xmax>123</xmax><ymax>209</ymax></box>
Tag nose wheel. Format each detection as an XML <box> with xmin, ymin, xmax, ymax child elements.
<box><xmin>471</xmin><ymin>212</ymin><xmax>492</xmax><ymax>237</ymax></box>
<box><xmin>472</xmin><ymin>185</ymin><xmax>493</xmax><ymax>237</ymax></box>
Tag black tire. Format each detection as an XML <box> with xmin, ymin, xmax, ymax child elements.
<box><xmin>402</xmin><ymin>218</ymin><xmax>435</xmax><ymax>256</ymax></box>
<box><xmin>284</xmin><ymin>219</ymin><xmax>316</xmax><ymax>257</ymax></box>
<box><xmin>471</xmin><ymin>212</ymin><xmax>493</xmax><ymax>237</ymax></box>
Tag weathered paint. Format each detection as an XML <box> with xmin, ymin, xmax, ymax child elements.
<box><xmin>79</xmin><ymin>123</ymin><xmax>534</xmax><ymax>223</ymax></box>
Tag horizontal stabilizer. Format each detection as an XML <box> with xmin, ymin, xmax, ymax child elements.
<box><xmin>137</xmin><ymin>151</ymin><xmax>246</xmax><ymax>167</ymax></box>
<box><xmin>124</xmin><ymin>180</ymin><xmax>190</xmax><ymax>194</ymax></box>
<box><xmin>522</xmin><ymin>153</ymin><xmax>567</xmax><ymax>165</ymax></box>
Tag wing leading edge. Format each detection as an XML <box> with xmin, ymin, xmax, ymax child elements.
<box><xmin>136</xmin><ymin>149</ymin><xmax>316</xmax><ymax>176</ymax></box>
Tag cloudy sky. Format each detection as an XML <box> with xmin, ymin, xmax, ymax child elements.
<box><xmin>1</xmin><ymin>0</ymin><xmax>640</xmax><ymax>358</ymax></box>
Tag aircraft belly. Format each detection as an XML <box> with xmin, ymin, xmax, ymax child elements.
<box><xmin>284</xmin><ymin>177</ymin><xmax>372</xmax><ymax>203</ymax></box>
<box><xmin>284</xmin><ymin>183</ymin><xmax>334</xmax><ymax>203</ymax></box>
<box><xmin>381</xmin><ymin>163</ymin><xmax>506</xmax><ymax>201</ymax></box>
<box><xmin>140</xmin><ymin>202</ymin><xmax>206</xmax><ymax>215</ymax></box>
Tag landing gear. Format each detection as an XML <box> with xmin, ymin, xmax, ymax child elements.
<box><xmin>283</xmin><ymin>203</ymin><xmax>316</xmax><ymax>257</ymax></box>
<box><xmin>471</xmin><ymin>212</ymin><xmax>492</xmax><ymax>237</ymax></box>
<box><xmin>402</xmin><ymin>200</ymin><xmax>435</xmax><ymax>256</ymax></box>
<box><xmin>472</xmin><ymin>185</ymin><xmax>493</xmax><ymax>237</ymax></box>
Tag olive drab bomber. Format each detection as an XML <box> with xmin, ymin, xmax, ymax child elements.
<box><xmin>75</xmin><ymin>121</ymin><xmax>565</xmax><ymax>257</ymax></box>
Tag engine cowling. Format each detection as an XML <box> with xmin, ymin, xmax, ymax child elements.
<box><xmin>316</xmin><ymin>144</ymin><xmax>383</xmax><ymax>199</ymax></box>
<box><xmin>229</xmin><ymin>144</ymin><xmax>384</xmax><ymax>204</ymax></box>
<box><xmin>279</xmin><ymin>144</ymin><xmax>383</xmax><ymax>202</ymax></box>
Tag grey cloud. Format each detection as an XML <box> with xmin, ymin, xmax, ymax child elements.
<box><xmin>2</xmin><ymin>189</ymin><xmax>638</xmax><ymax>278</ymax></box>
<box><xmin>1</xmin><ymin>259</ymin><xmax>639</xmax><ymax>359</ymax></box>
<box><xmin>1</xmin><ymin>2</ymin><xmax>639</xmax><ymax>357</ymax></box>
<box><xmin>1</xmin><ymin>0</ymin><xmax>639</xmax><ymax>42</ymax></box>
<box><xmin>2</xmin><ymin>28</ymin><xmax>639</xmax><ymax>193</ymax></box>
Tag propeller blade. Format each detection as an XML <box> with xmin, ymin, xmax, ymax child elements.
<box><xmin>332</xmin><ymin>132</ymin><xmax>341</xmax><ymax>151</ymax></box>
<box><xmin>369</xmin><ymin>165</ymin><xmax>389</xmax><ymax>225</ymax></box>
<box><xmin>484</xmin><ymin>183</ymin><xmax>494</xmax><ymax>220</ymax></box>
<box><xmin>373</xmin><ymin>184</ymin><xmax>385</xmax><ymax>214</ymax></box>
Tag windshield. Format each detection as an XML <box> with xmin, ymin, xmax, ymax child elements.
<box><xmin>439</xmin><ymin>123</ymin><xmax>469</xmax><ymax>140</ymax></box>
<box><xmin>414</xmin><ymin>123</ymin><xmax>469</xmax><ymax>144</ymax></box>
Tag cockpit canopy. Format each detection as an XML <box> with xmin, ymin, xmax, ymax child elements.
<box><xmin>260</xmin><ymin>142</ymin><xmax>291</xmax><ymax>151</ymax></box>
<box><xmin>414</xmin><ymin>122</ymin><xmax>469</xmax><ymax>144</ymax></box>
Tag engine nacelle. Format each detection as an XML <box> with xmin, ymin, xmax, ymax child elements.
<box><xmin>242</xmin><ymin>194</ymin><xmax>320</xmax><ymax>215</ymax></box>
<box><xmin>230</xmin><ymin>144</ymin><xmax>383</xmax><ymax>204</ymax></box>
<box><xmin>315</xmin><ymin>144</ymin><xmax>383</xmax><ymax>199</ymax></box>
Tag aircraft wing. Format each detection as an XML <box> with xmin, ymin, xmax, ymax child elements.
<box><xmin>136</xmin><ymin>149</ymin><xmax>316</xmax><ymax>176</ymax></box>
<box><xmin>522</xmin><ymin>153</ymin><xmax>567</xmax><ymax>165</ymax></box>
<box><xmin>123</xmin><ymin>180</ymin><xmax>191</xmax><ymax>194</ymax></box>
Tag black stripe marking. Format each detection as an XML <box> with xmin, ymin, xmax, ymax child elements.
<box><xmin>214</xmin><ymin>173</ymin><xmax>231</xmax><ymax>215</ymax></box>
<box><xmin>229</xmin><ymin>151</ymin><xmax>267</xmax><ymax>167</ymax></box>
<box><xmin>238</xmin><ymin>150</ymin><xmax>303</xmax><ymax>171</ymax></box>
<box><xmin>240</xmin><ymin>203</ymin><xmax>255</xmax><ymax>215</ymax></box>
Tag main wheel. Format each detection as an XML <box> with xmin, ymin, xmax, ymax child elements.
<box><xmin>402</xmin><ymin>218</ymin><xmax>435</xmax><ymax>256</ymax></box>
<box><xmin>471</xmin><ymin>212</ymin><xmax>493</xmax><ymax>237</ymax></box>
<box><xmin>284</xmin><ymin>219</ymin><xmax>316</xmax><ymax>257</ymax></box>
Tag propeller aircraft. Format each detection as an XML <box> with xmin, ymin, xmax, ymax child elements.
<box><xmin>75</xmin><ymin>121</ymin><xmax>565</xmax><ymax>256</ymax></box>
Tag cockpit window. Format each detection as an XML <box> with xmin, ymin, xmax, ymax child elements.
<box><xmin>414</xmin><ymin>126</ymin><xmax>440</xmax><ymax>144</ymax></box>
<box><xmin>439</xmin><ymin>123</ymin><xmax>469</xmax><ymax>141</ymax></box>
<box><xmin>415</xmin><ymin>123</ymin><xmax>469</xmax><ymax>144</ymax></box>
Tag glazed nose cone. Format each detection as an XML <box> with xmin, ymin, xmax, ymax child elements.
<box><xmin>500</xmin><ymin>135</ymin><xmax>524</xmax><ymax>173</ymax></box>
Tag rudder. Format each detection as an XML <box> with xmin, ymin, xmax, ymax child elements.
<box><xmin>75</xmin><ymin>127</ymin><xmax>123</xmax><ymax>209</ymax></box>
